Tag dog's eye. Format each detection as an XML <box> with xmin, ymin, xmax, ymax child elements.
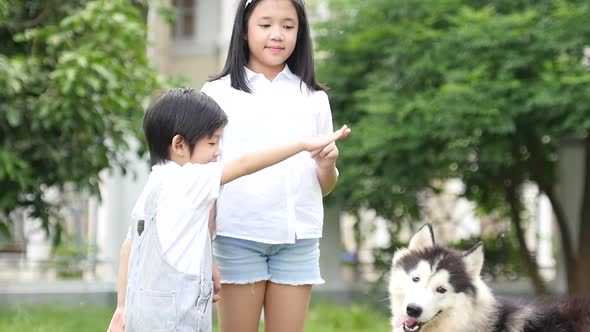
<box><xmin>436</xmin><ymin>286</ymin><xmax>447</xmax><ymax>294</ymax></box>
<box><xmin>412</xmin><ymin>277</ymin><xmax>420</xmax><ymax>282</ymax></box>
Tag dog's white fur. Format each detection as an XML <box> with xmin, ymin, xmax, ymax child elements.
<box><xmin>389</xmin><ymin>225</ymin><xmax>496</xmax><ymax>332</ymax></box>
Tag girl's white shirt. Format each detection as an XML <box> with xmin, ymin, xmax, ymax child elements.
<box><xmin>129</xmin><ymin>161</ymin><xmax>223</xmax><ymax>275</ymax></box>
<box><xmin>201</xmin><ymin>65</ymin><xmax>334</xmax><ymax>244</ymax></box>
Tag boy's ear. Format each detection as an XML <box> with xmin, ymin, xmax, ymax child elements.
<box><xmin>170</xmin><ymin>134</ymin><xmax>187</xmax><ymax>157</ymax></box>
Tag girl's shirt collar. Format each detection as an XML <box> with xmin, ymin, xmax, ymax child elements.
<box><xmin>244</xmin><ymin>65</ymin><xmax>296</xmax><ymax>82</ymax></box>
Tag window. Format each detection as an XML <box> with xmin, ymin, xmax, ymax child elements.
<box><xmin>170</xmin><ymin>0</ymin><xmax>220</xmax><ymax>56</ymax></box>
<box><xmin>172</xmin><ymin>0</ymin><xmax>196</xmax><ymax>39</ymax></box>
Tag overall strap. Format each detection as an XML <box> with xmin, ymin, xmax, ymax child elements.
<box><xmin>144</xmin><ymin>188</ymin><xmax>160</xmax><ymax>220</ymax></box>
<box><xmin>138</xmin><ymin>183</ymin><xmax>161</xmax><ymax>236</ymax></box>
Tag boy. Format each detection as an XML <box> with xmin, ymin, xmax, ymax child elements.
<box><xmin>107</xmin><ymin>88</ymin><xmax>350</xmax><ymax>331</ymax></box>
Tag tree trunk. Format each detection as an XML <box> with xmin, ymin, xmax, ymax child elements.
<box><xmin>572</xmin><ymin>255</ymin><xmax>590</xmax><ymax>295</ymax></box>
<box><xmin>574</xmin><ymin>134</ymin><xmax>590</xmax><ymax>295</ymax></box>
<box><xmin>505</xmin><ymin>183</ymin><xmax>548</xmax><ymax>295</ymax></box>
<box><xmin>544</xmin><ymin>188</ymin><xmax>578</xmax><ymax>294</ymax></box>
<box><xmin>526</xmin><ymin>133</ymin><xmax>573</xmax><ymax>294</ymax></box>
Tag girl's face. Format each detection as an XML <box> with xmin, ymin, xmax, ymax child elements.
<box><xmin>246</xmin><ymin>0</ymin><xmax>299</xmax><ymax>80</ymax></box>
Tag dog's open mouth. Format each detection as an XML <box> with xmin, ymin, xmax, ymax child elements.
<box><xmin>395</xmin><ymin>311</ymin><xmax>442</xmax><ymax>332</ymax></box>
<box><xmin>401</xmin><ymin>319</ymin><xmax>422</xmax><ymax>332</ymax></box>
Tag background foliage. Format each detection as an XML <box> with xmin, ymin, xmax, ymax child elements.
<box><xmin>0</xmin><ymin>0</ymin><xmax>162</xmax><ymax>243</ymax></box>
<box><xmin>317</xmin><ymin>0</ymin><xmax>590</xmax><ymax>294</ymax></box>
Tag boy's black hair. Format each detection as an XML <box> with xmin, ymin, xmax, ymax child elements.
<box><xmin>143</xmin><ymin>88</ymin><xmax>228</xmax><ymax>166</ymax></box>
<box><xmin>209</xmin><ymin>0</ymin><xmax>324</xmax><ymax>93</ymax></box>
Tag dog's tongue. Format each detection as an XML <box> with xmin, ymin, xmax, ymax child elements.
<box><xmin>395</xmin><ymin>314</ymin><xmax>418</xmax><ymax>328</ymax></box>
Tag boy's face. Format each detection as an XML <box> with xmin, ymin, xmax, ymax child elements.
<box><xmin>189</xmin><ymin>128</ymin><xmax>223</xmax><ymax>164</ymax></box>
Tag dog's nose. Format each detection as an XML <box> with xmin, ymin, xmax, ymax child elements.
<box><xmin>406</xmin><ymin>304</ymin><xmax>422</xmax><ymax>318</ymax></box>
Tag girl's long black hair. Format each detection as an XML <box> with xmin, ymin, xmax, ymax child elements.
<box><xmin>208</xmin><ymin>0</ymin><xmax>325</xmax><ymax>93</ymax></box>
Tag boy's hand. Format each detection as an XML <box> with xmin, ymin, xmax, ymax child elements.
<box><xmin>212</xmin><ymin>262</ymin><xmax>221</xmax><ymax>303</ymax></box>
<box><xmin>304</xmin><ymin>125</ymin><xmax>351</xmax><ymax>153</ymax></box>
<box><xmin>106</xmin><ymin>307</ymin><xmax>125</xmax><ymax>332</ymax></box>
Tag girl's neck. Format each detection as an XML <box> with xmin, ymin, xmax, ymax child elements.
<box><xmin>246</xmin><ymin>62</ymin><xmax>285</xmax><ymax>81</ymax></box>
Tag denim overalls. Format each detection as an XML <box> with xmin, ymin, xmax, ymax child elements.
<box><xmin>125</xmin><ymin>187</ymin><xmax>213</xmax><ymax>331</ymax></box>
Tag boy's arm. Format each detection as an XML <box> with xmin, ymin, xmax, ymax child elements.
<box><xmin>116</xmin><ymin>238</ymin><xmax>131</xmax><ymax>308</ymax></box>
<box><xmin>107</xmin><ymin>238</ymin><xmax>130</xmax><ymax>332</ymax></box>
<box><xmin>208</xmin><ymin>201</ymin><xmax>216</xmax><ymax>236</ymax></box>
<box><xmin>208</xmin><ymin>203</ymin><xmax>221</xmax><ymax>303</ymax></box>
<box><xmin>221</xmin><ymin>125</ymin><xmax>350</xmax><ymax>185</ymax></box>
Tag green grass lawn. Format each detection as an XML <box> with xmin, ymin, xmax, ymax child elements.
<box><xmin>304</xmin><ymin>302</ymin><xmax>391</xmax><ymax>332</ymax></box>
<box><xmin>0</xmin><ymin>301</ymin><xmax>390</xmax><ymax>332</ymax></box>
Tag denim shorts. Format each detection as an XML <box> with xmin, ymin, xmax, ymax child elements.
<box><xmin>212</xmin><ymin>235</ymin><xmax>325</xmax><ymax>286</ymax></box>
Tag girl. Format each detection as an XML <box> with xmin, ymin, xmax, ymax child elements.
<box><xmin>201</xmin><ymin>0</ymin><xmax>342</xmax><ymax>331</ymax></box>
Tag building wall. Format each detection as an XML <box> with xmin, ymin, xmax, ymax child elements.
<box><xmin>148</xmin><ymin>0</ymin><xmax>228</xmax><ymax>85</ymax></box>
<box><xmin>166</xmin><ymin>56</ymin><xmax>221</xmax><ymax>89</ymax></box>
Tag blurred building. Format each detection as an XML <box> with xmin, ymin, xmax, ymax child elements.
<box><xmin>147</xmin><ymin>0</ymin><xmax>233</xmax><ymax>84</ymax></box>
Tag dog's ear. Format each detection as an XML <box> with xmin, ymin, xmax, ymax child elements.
<box><xmin>408</xmin><ymin>224</ymin><xmax>435</xmax><ymax>251</ymax></box>
<box><xmin>392</xmin><ymin>248</ymin><xmax>410</xmax><ymax>266</ymax></box>
<box><xmin>393</xmin><ymin>224</ymin><xmax>434</xmax><ymax>265</ymax></box>
<box><xmin>463</xmin><ymin>242</ymin><xmax>484</xmax><ymax>279</ymax></box>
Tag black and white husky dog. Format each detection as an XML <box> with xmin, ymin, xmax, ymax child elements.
<box><xmin>389</xmin><ymin>224</ymin><xmax>590</xmax><ymax>332</ymax></box>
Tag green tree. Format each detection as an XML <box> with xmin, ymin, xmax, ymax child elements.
<box><xmin>0</xmin><ymin>0</ymin><xmax>162</xmax><ymax>243</ymax></box>
<box><xmin>317</xmin><ymin>0</ymin><xmax>590</xmax><ymax>295</ymax></box>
